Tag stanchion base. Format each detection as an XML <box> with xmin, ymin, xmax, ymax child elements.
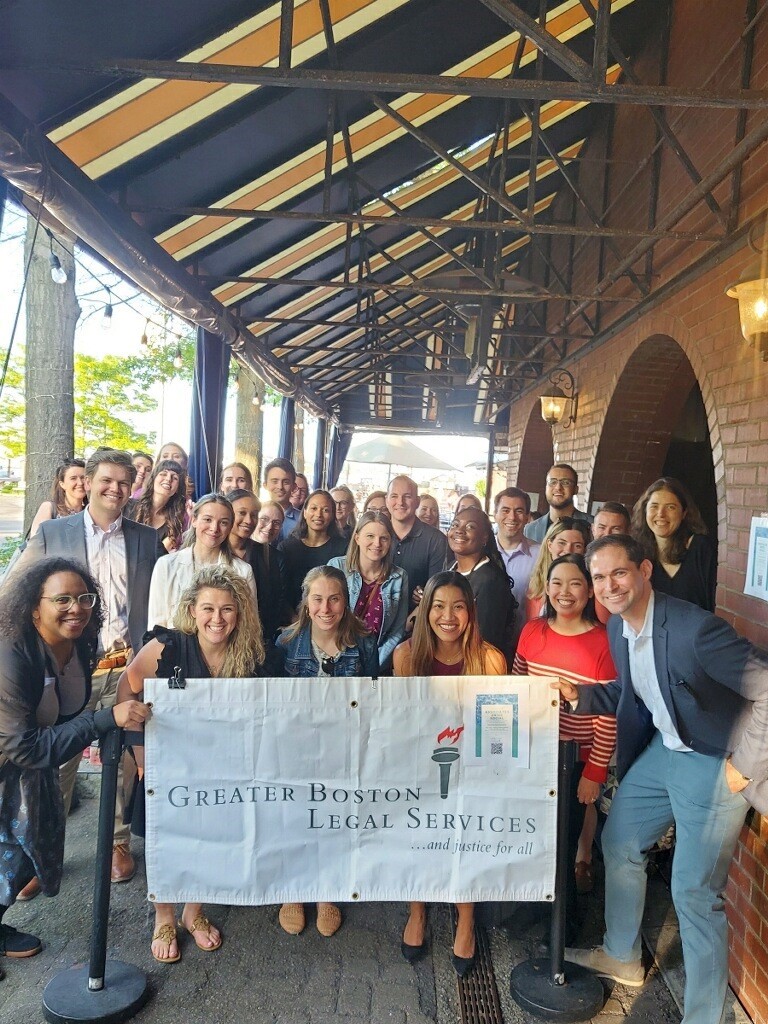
<box><xmin>43</xmin><ymin>961</ymin><xmax>148</xmax><ymax>1024</ymax></box>
<box><xmin>510</xmin><ymin>958</ymin><xmax>604</xmax><ymax>1022</ymax></box>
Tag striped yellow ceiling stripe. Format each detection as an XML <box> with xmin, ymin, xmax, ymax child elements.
<box><xmin>155</xmin><ymin>1</ymin><xmax>632</xmax><ymax>259</ymax></box>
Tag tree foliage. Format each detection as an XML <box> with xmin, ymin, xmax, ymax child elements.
<box><xmin>0</xmin><ymin>352</ymin><xmax>26</xmax><ymax>459</ymax></box>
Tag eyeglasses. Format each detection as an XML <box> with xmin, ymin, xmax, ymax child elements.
<box><xmin>257</xmin><ymin>517</ymin><xmax>283</xmax><ymax>529</ymax></box>
<box><xmin>546</xmin><ymin>477</ymin><xmax>576</xmax><ymax>489</ymax></box>
<box><xmin>42</xmin><ymin>593</ymin><xmax>97</xmax><ymax>610</ymax></box>
<box><xmin>321</xmin><ymin>656</ymin><xmax>337</xmax><ymax>676</ymax></box>
<box><xmin>335</xmin><ymin>500</ymin><xmax>353</xmax><ymax>508</ymax></box>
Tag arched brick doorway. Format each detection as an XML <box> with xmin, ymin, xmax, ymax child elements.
<box><xmin>591</xmin><ymin>335</ymin><xmax>717</xmax><ymax>534</ymax></box>
<box><xmin>516</xmin><ymin>403</ymin><xmax>555</xmax><ymax>514</ymax></box>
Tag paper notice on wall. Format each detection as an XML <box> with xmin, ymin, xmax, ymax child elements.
<box><xmin>744</xmin><ymin>517</ymin><xmax>768</xmax><ymax>602</ymax></box>
<box><xmin>143</xmin><ymin>674</ymin><xmax>559</xmax><ymax>906</ymax></box>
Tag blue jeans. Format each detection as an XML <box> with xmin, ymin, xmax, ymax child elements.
<box><xmin>602</xmin><ymin>733</ymin><xmax>748</xmax><ymax>1024</ymax></box>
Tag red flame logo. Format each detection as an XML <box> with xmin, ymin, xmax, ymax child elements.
<box><xmin>436</xmin><ymin>725</ymin><xmax>464</xmax><ymax>745</ymax></box>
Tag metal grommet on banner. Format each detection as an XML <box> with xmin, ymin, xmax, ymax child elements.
<box><xmin>545</xmin><ymin>893</ymin><xmax>554</xmax><ymax>901</ymax></box>
<box><xmin>146</xmin><ymin>702</ymin><xmax>153</xmax><ymax>710</ymax></box>
<box><xmin>146</xmin><ymin>789</ymin><xmax>154</xmax><ymax>796</ymax></box>
<box><xmin>551</xmin><ymin>698</ymin><xmax>559</xmax><ymax>708</ymax></box>
<box><xmin>350</xmin><ymin>700</ymin><xmax>358</xmax><ymax>708</ymax></box>
<box><xmin>351</xmin><ymin>892</ymin><xmax>360</xmax><ymax>900</ymax></box>
<box><xmin>548</xmin><ymin>789</ymin><xmax>557</xmax><ymax>798</ymax></box>
<box><xmin>148</xmin><ymin>893</ymin><xmax>155</xmax><ymax>902</ymax></box>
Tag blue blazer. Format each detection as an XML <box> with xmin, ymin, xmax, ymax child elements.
<box><xmin>576</xmin><ymin>592</ymin><xmax>768</xmax><ymax>814</ymax></box>
<box><xmin>327</xmin><ymin>558</ymin><xmax>408</xmax><ymax>673</ymax></box>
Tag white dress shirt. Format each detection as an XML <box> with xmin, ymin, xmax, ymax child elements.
<box><xmin>84</xmin><ymin>507</ymin><xmax>129</xmax><ymax>654</ymax></box>
<box><xmin>622</xmin><ymin>592</ymin><xmax>691</xmax><ymax>752</ymax></box>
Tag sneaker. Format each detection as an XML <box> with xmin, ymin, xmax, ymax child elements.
<box><xmin>564</xmin><ymin>945</ymin><xmax>644</xmax><ymax>987</ymax></box>
<box><xmin>0</xmin><ymin>924</ymin><xmax>43</xmax><ymax>958</ymax></box>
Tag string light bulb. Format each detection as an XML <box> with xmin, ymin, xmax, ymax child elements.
<box><xmin>48</xmin><ymin>235</ymin><xmax>68</xmax><ymax>284</ymax></box>
<box><xmin>140</xmin><ymin>319</ymin><xmax>150</xmax><ymax>347</ymax></box>
<box><xmin>173</xmin><ymin>344</ymin><xmax>183</xmax><ymax>369</ymax></box>
<box><xmin>251</xmin><ymin>392</ymin><xmax>261</xmax><ymax>407</ymax></box>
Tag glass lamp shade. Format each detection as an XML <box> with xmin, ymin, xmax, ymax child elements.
<box><xmin>726</xmin><ymin>276</ymin><xmax>768</xmax><ymax>345</ymax></box>
<box><xmin>540</xmin><ymin>388</ymin><xmax>566</xmax><ymax>425</ymax></box>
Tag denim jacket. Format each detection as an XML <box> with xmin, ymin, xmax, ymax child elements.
<box><xmin>275</xmin><ymin>624</ymin><xmax>379</xmax><ymax>678</ymax></box>
<box><xmin>327</xmin><ymin>559</ymin><xmax>409</xmax><ymax>673</ymax></box>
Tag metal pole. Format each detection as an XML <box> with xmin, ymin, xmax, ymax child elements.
<box><xmin>88</xmin><ymin>726</ymin><xmax>122</xmax><ymax>989</ymax></box>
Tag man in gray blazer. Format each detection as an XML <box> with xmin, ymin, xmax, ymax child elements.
<box><xmin>16</xmin><ymin>448</ymin><xmax>157</xmax><ymax>885</ymax></box>
<box><xmin>553</xmin><ymin>535</ymin><xmax>768</xmax><ymax>1024</ymax></box>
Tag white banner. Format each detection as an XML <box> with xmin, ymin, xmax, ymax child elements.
<box><xmin>144</xmin><ymin>675</ymin><xmax>559</xmax><ymax>905</ymax></box>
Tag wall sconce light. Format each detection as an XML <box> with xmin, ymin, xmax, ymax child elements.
<box><xmin>726</xmin><ymin>221</ymin><xmax>768</xmax><ymax>360</ymax></box>
<box><xmin>540</xmin><ymin>368</ymin><xmax>578</xmax><ymax>427</ymax></box>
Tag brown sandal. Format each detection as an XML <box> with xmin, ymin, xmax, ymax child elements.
<box><xmin>151</xmin><ymin>923</ymin><xmax>181</xmax><ymax>963</ymax></box>
<box><xmin>279</xmin><ymin>903</ymin><xmax>306</xmax><ymax>935</ymax></box>
<box><xmin>179</xmin><ymin>914</ymin><xmax>222</xmax><ymax>952</ymax></box>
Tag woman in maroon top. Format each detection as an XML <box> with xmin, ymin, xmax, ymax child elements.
<box><xmin>393</xmin><ymin>572</ymin><xmax>504</xmax><ymax>977</ymax></box>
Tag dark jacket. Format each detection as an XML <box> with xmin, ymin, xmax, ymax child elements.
<box><xmin>574</xmin><ymin>592</ymin><xmax>768</xmax><ymax>813</ymax></box>
<box><xmin>275</xmin><ymin>625</ymin><xmax>379</xmax><ymax>678</ymax></box>
<box><xmin>0</xmin><ymin>631</ymin><xmax>114</xmax><ymax>771</ymax></box>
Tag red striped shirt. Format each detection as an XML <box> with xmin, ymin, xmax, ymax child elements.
<box><xmin>513</xmin><ymin>618</ymin><xmax>617</xmax><ymax>783</ymax></box>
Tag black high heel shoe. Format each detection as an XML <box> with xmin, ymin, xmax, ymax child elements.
<box><xmin>401</xmin><ymin>917</ymin><xmax>427</xmax><ymax>963</ymax></box>
<box><xmin>451</xmin><ymin>950</ymin><xmax>476</xmax><ymax>978</ymax></box>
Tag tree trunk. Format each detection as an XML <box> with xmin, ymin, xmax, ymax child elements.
<box><xmin>234</xmin><ymin>373</ymin><xmax>265</xmax><ymax>491</ymax></box>
<box><xmin>23</xmin><ymin>217</ymin><xmax>80</xmax><ymax>534</ymax></box>
<box><xmin>294</xmin><ymin>404</ymin><xmax>304</xmax><ymax>474</ymax></box>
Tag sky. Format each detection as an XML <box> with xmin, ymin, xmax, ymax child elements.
<box><xmin>0</xmin><ymin>200</ymin><xmax>489</xmax><ymax>484</ymax></box>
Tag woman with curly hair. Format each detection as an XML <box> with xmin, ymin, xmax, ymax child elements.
<box><xmin>28</xmin><ymin>458</ymin><xmax>87</xmax><ymax>537</ymax></box>
<box><xmin>631</xmin><ymin>476</ymin><xmax>715</xmax><ymax>611</ymax></box>
<box><xmin>0</xmin><ymin>558</ymin><xmax>149</xmax><ymax>961</ymax></box>
<box><xmin>124</xmin><ymin>459</ymin><xmax>187</xmax><ymax>554</ymax></box>
<box><xmin>117</xmin><ymin>565</ymin><xmax>265</xmax><ymax>963</ymax></box>
<box><xmin>393</xmin><ymin>571</ymin><xmax>505</xmax><ymax>977</ymax></box>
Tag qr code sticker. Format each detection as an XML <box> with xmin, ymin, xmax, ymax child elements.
<box><xmin>490</xmin><ymin>742</ymin><xmax>503</xmax><ymax>755</ymax></box>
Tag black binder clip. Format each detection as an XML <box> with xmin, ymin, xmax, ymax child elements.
<box><xmin>168</xmin><ymin>666</ymin><xmax>186</xmax><ymax>689</ymax></box>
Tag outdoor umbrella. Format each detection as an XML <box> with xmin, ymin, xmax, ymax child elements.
<box><xmin>345</xmin><ymin>435</ymin><xmax>459</xmax><ymax>483</ymax></box>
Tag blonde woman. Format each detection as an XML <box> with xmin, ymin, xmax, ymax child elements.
<box><xmin>525</xmin><ymin>518</ymin><xmax>593</xmax><ymax>620</ymax></box>
<box><xmin>117</xmin><ymin>566</ymin><xmax>265</xmax><ymax>963</ymax></box>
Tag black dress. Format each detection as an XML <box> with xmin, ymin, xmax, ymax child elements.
<box><xmin>241</xmin><ymin>539</ymin><xmax>293</xmax><ymax>644</ymax></box>
<box><xmin>651</xmin><ymin>533</ymin><xmax>716</xmax><ymax>612</ymax></box>
<box><xmin>278</xmin><ymin>533</ymin><xmax>348</xmax><ymax>609</ymax></box>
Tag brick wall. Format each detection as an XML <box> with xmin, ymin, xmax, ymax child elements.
<box><xmin>505</xmin><ymin>1</ymin><xmax>768</xmax><ymax>1017</ymax></box>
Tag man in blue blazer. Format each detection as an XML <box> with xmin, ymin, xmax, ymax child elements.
<box><xmin>553</xmin><ymin>535</ymin><xmax>768</xmax><ymax>1024</ymax></box>
<box><xmin>15</xmin><ymin>448</ymin><xmax>157</xmax><ymax>885</ymax></box>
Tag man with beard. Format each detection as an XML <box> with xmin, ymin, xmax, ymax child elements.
<box><xmin>524</xmin><ymin>463</ymin><xmax>592</xmax><ymax>544</ymax></box>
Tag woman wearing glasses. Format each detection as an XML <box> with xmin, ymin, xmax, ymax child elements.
<box><xmin>330</xmin><ymin>485</ymin><xmax>357</xmax><ymax>541</ymax></box>
<box><xmin>274</xmin><ymin>565</ymin><xmax>378</xmax><ymax>939</ymax></box>
<box><xmin>147</xmin><ymin>493</ymin><xmax>257</xmax><ymax>628</ymax></box>
<box><xmin>0</xmin><ymin>558</ymin><xmax>149</xmax><ymax>962</ymax></box>
<box><xmin>328</xmin><ymin>510</ymin><xmax>409</xmax><ymax>674</ymax></box>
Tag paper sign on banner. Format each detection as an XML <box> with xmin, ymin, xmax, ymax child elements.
<box><xmin>143</xmin><ymin>675</ymin><xmax>559</xmax><ymax>906</ymax></box>
<box><xmin>745</xmin><ymin>516</ymin><xmax>768</xmax><ymax>602</ymax></box>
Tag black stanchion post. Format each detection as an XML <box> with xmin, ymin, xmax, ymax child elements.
<box><xmin>42</xmin><ymin>726</ymin><xmax>149</xmax><ymax>1024</ymax></box>
<box><xmin>509</xmin><ymin>740</ymin><xmax>604</xmax><ymax>1022</ymax></box>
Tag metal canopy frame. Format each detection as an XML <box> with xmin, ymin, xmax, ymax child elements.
<box><xmin>0</xmin><ymin>0</ymin><xmax>765</xmax><ymax>434</ymax></box>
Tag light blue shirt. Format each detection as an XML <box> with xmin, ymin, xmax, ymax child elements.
<box><xmin>278</xmin><ymin>505</ymin><xmax>301</xmax><ymax>543</ymax></box>
<box><xmin>622</xmin><ymin>592</ymin><xmax>691</xmax><ymax>752</ymax></box>
<box><xmin>495</xmin><ymin>536</ymin><xmax>540</xmax><ymax>611</ymax></box>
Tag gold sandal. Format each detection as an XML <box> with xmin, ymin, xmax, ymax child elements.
<box><xmin>316</xmin><ymin>902</ymin><xmax>342</xmax><ymax>937</ymax></box>
<box><xmin>151</xmin><ymin>923</ymin><xmax>180</xmax><ymax>963</ymax></box>
<box><xmin>179</xmin><ymin>914</ymin><xmax>222</xmax><ymax>952</ymax></box>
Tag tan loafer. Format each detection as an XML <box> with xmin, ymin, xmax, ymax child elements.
<box><xmin>16</xmin><ymin>877</ymin><xmax>41</xmax><ymax>902</ymax></box>
<box><xmin>279</xmin><ymin>903</ymin><xmax>306</xmax><ymax>935</ymax></box>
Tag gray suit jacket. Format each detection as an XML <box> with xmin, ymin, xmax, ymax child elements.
<box><xmin>523</xmin><ymin>507</ymin><xmax>593</xmax><ymax>543</ymax></box>
<box><xmin>576</xmin><ymin>592</ymin><xmax>768</xmax><ymax>814</ymax></box>
<box><xmin>17</xmin><ymin>512</ymin><xmax>158</xmax><ymax>653</ymax></box>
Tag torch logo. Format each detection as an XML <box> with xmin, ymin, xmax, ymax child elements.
<box><xmin>432</xmin><ymin>726</ymin><xmax>464</xmax><ymax>799</ymax></box>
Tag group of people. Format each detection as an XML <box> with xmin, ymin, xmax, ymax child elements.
<box><xmin>0</xmin><ymin>448</ymin><xmax>766</xmax><ymax>1024</ymax></box>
